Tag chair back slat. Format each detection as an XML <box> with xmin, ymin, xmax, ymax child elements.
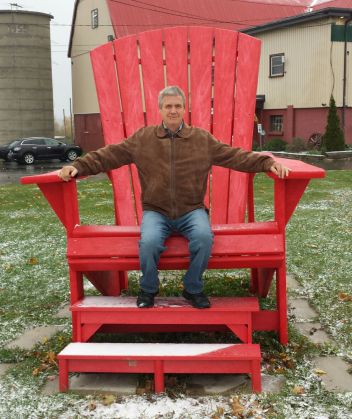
<box><xmin>90</xmin><ymin>27</ymin><xmax>261</xmax><ymax>227</ymax></box>
<box><xmin>90</xmin><ymin>43</ymin><xmax>125</xmax><ymax>144</ymax></box>
<box><xmin>189</xmin><ymin>27</ymin><xmax>213</xmax><ymax>131</ymax></box>
<box><xmin>164</xmin><ymin>27</ymin><xmax>189</xmax><ymax>124</ymax></box>
<box><xmin>90</xmin><ymin>43</ymin><xmax>136</xmax><ymax>225</ymax></box>
<box><xmin>189</xmin><ymin>27</ymin><xmax>214</xmax><ymax>208</ymax></box>
<box><xmin>114</xmin><ymin>35</ymin><xmax>144</xmax><ymax>223</ymax></box>
<box><xmin>228</xmin><ymin>33</ymin><xmax>261</xmax><ymax>223</ymax></box>
<box><xmin>211</xmin><ymin>29</ymin><xmax>238</xmax><ymax>224</ymax></box>
<box><xmin>139</xmin><ymin>30</ymin><xmax>164</xmax><ymax>126</ymax></box>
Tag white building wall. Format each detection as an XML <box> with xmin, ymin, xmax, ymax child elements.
<box><xmin>71</xmin><ymin>0</ymin><xmax>113</xmax><ymax>114</ymax></box>
<box><xmin>256</xmin><ymin>18</ymin><xmax>351</xmax><ymax>109</ymax></box>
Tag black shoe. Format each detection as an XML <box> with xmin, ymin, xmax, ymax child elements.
<box><xmin>136</xmin><ymin>290</ymin><xmax>157</xmax><ymax>308</ymax></box>
<box><xmin>182</xmin><ymin>290</ymin><xmax>211</xmax><ymax>309</ymax></box>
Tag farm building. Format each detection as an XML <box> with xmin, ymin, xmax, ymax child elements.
<box><xmin>68</xmin><ymin>0</ymin><xmax>352</xmax><ymax>150</ymax></box>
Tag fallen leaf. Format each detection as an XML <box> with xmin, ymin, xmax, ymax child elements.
<box><xmin>47</xmin><ymin>351</ymin><xmax>57</xmax><ymax>365</ymax></box>
<box><xmin>314</xmin><ymin>368</ymin><xmax>327</xmax><ymax>375</ymax></box>
<box><xmin>27</xmin><ymin>257</ymin><xmax>38</xmax><ymax>265</ymax></box>
<box><xmin>212</xmin><ymin>407</ymin><xmax>225</xmax><ymax>419</ymax></box>
<box><xmin>136</xmin><ymin>387</ymin><xmax>146</xmax><ymax>395</ymax></box>
<box><xmin>292</xmin><ymin>385</ymin><xmax>305</xmax><ymax>395</ymax></box>
<box><xmin>101</xmin><ymin>394</ymin><xmax>116</xmax><ymax>406</ymax></box>
<box><xmin>88</xmin><ymin>402</ymin><xmax>97</xmax><ymax>411</ymax></box>
<box><xmin>32</xmin><ymin>367</ymin><xmax>40</xmax><ymax>376</ymax></box>
<box><xmin>338</xmin><ymin>292</ymin><xmax>352</xmax><ymax>302</ymax></box>
<box><xmin>3</xmin><ymin>264</ymin><xmax>13</xmax><ymax>272</ymax></box>
<box><xmin>231</xmin><ymin>397</ymin><xmax>244</xmax><ymax>416</ymax></box>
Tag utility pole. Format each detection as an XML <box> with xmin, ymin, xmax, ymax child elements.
<box><xmin>69</xmin><ymin>98</ymin><xmax>74</xmax><ymax>143</ymax></box>
<box><xmin>10</xmin><ymin>3</ymin><xmax>23</xmax><ymax>10</ymax></box>
<box><xmin>63</xmin><ymin>108</ymin><xmax>67</xmax><ymax>138</ymax></box>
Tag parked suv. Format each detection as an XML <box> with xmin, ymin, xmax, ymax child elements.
<box><xmin>8</xmin><ymin>137</ymin><xmax>82</xmax><ymax>165</ymax></box>
<box><xmin>0</xmin><ymin>140</ymin><xmax>21</xmax><ymax>161</ymax></box>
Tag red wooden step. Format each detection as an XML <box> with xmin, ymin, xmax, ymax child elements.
<box><xmin>58</xmin><ymin>342</ymin><xmax>262</xmax><ymax>393</ymax></box>
<box><xmin>71</xmin><ymin>296</ymin><xmax>259</xmax><ymax>343</ymax></box>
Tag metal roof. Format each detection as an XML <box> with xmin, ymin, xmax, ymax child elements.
<box><xmin>68</xmin><ymin>0</ymin><xmax>352</xmax><ymax>57</ymax></box>
<box><xmin>243</xmin><ymin>7</ymin><xmax>352</xmax><ymax>34</ymax></box>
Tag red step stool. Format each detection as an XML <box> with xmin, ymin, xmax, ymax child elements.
<box><xmin>70</xmin><ymin>296</ymin><xmax>259</xmax><ymax>343</ymax></box>
<box><xmin>58</xmin><ymin>342</ymin><xmax>262</xmax><ymax>393</ymax></box>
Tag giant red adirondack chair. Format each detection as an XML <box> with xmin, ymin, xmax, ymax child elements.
<box><xmin>21</xmin><ymin>27</ymin><xmax>324</xmax><ymax>392</ymax></box>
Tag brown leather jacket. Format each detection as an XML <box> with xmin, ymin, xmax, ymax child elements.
<box><xmin>73</xmin><ymin>124</ymin><xmax>274</xmax><ymax>219</ymax></box>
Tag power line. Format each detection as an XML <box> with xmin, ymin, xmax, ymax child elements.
<box><xmin>108</xmin><ymin>0</ymin><xmax>277</xmax><ymax>27</ymax></box>
<box><xmin>127</xmin><ymin>0</ymin><xmax>308</xmax><ymax>21</ymax></box>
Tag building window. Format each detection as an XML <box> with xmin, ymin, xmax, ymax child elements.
<box><xmin>270</xmin><ymin>54</ymin><xmax>285</xmax><ymax>77</ymax></box>
<box><xmin>91</xmin><ymin>9</ymin><xmax>99</xmax><ymax>29</ymax></box>
<box><xmin>270</xmin><ymin>115</ymin><xmax>283</xmax><ymax>133</ymax></box>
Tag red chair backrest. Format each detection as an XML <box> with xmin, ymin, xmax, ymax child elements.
<box><xmin>90</xmin><ymin>27</ymin><xmax>261</xmax><ymax>226</ymax></box>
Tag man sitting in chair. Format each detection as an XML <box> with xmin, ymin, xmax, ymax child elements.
<box><xmin>59</xmin><ymin>86</ymin><xmax>289</xmax><ymax>309</ymax></box>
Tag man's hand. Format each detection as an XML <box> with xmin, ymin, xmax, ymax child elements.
<box><xmin>270</xmin><ymin>162</ymin><xmax>290</xmax><ymax>179</ymax></box>
<box><xmin>58</xmin><ymin>165</ymin><xmax>78</xmax><ymax>182</ymax></box>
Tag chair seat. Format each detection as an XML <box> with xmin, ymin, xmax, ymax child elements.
<box><xmin>72</xmin><ymin>221</ymin><xmax>279</xmax><ymax>238</ymax></box>
<box><xmin>68</xmin><ymin>227</ymin><xmax>284</xmax><ymax>259</ymax></box>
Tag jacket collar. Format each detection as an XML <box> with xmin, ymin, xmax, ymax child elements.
<box><xmin>156</xmin><ymin>122</ymin><xmax>192</xmax><ymax>138</ymax></box>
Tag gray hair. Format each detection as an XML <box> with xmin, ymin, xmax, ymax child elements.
<box><xmin>158</xmin><ymin>86</ymin><xmax>186</xmax><ymax>109</ymax></box>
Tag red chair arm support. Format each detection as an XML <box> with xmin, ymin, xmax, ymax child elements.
<box><xmin>265</xmin><ymin>157</ymin><xmax>325</xmax><ymax>226</ymax></box>
<box><xmin>21</xmin><ymin>171</ymin><xmax>83</xmax><ymax>233</ymax></box>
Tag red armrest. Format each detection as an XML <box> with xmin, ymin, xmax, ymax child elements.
<box><xmin>20</xmin><ymin>170</ymin><xmax>87</xmax><ymax>185</ymax></box>
<box><xmin>266</xmin><ymin>157</ymin><xmax>325</xmax><ymax>180</ymax></box>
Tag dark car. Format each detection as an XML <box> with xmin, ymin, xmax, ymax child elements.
<box><xmin>8</xmin><ymin>137</ymin><xmax>82</xmax><ymax>165</ymax></box>
<box><xmin>0</xmin><ymin>140</ymin><xmax>21</xmax><ymax>161</ymax></box>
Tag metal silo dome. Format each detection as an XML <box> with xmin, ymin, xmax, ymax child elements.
<box><xmin>0</xmin><ymin>10</ymin><xmax>54</xmax><ymax>145</ymax></box>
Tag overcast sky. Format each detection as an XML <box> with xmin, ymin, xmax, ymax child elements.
<box><xmin>0</xmin><ymin>0</ymin><xmax>75</xmax><ymax>121</ymax></box>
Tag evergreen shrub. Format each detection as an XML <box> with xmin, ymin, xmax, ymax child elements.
<box><xmin>322</xmin><ymin>96</ymin><xmax>345</xmax><ymax>151</ymax></box>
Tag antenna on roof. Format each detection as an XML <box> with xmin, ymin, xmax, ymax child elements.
<box><xmin>10</xmin><ymin>3</ymin><xmax>23</xmax><ymax>10</ymax></box>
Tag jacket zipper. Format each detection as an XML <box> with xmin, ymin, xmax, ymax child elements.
<box><xmin>170</xmin><ymin>134</ymin><xmax>176</xmax><ymax>218</ymax></box>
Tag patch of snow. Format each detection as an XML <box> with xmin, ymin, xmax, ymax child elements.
<box><xmin>60</xmin><ymin>342</ymin><xmax>234</xmax><ymax>357</ymax></box>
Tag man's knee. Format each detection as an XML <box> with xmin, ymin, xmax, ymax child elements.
<box><xmin>189</xmin><ymin>229</ymin><xmax>213</xmax><ymax>251</ymax></box>
<box><xmin>139</xmin><ymin>233</ymin><xmax>165</xmax><ymax>253</ymax></box>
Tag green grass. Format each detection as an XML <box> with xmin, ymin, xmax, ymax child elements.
<box><xmin>0</xmin><ymin>171</ymin><xmax>351</xmax><ymax>418</ymax></box>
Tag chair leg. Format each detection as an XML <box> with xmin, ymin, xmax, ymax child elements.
<box><xmin>154</xmin><ymin>360</ymin><xmax>165</xmax><ymax>393</ymax></box>
<box><xmin>251</xmin><ymin>360</ymin><xmax>262</xmax><ymax>392</ymax></box>
<box><xmin>250</xmin><ymin>269</ymin><xmax>258</xmax><ymax>294</ymax></box>
<box><xmin>119</xmin><ymin>271</ymin><xmax>128</xmax><ymax>291</ymax></box>
<box><xmin>59</xmin><ymin>359</ymin><xmax>69</xmax><ymax>391</ymax></box>
<box><xmin>69</xmin><ymin>269</ymin><xmax>84</xmax><ymax>304</ymax></box>
<box><xmin>69</xmin><ymin>270</ymin><xmax>84</xmax><ymax>341</ymax></box>
<box><xmin>276</xmin><ymin>264</ymin><xmax>288</xmax><ymax>345</ymax></box>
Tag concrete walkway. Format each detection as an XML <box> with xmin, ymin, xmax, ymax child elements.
<box><xmin>287</xmin><ymin>274</ymin><xmax>352</xmax><ymax>393</ymax></box>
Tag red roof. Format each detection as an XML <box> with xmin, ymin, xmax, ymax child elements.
<box><xmin>106</xmin><ymin>0</ymin><xmax>352</xmax><ymax>38</ymax></box>
<box><xmin>68</xmin><ymin>0</ymin><xmax>352</xmax><ymax>56</ymax></box>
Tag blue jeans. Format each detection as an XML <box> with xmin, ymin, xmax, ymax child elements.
<box><xmin>139</xmin><ymin>209</ymin><xmax>213</xmax><ymax>294</ymax></box>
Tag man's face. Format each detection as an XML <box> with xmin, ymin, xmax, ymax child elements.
<box><xmin>159</xmin><ymin>95</ymin><xmax>185</xmax><ymax>131</ymax></box>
